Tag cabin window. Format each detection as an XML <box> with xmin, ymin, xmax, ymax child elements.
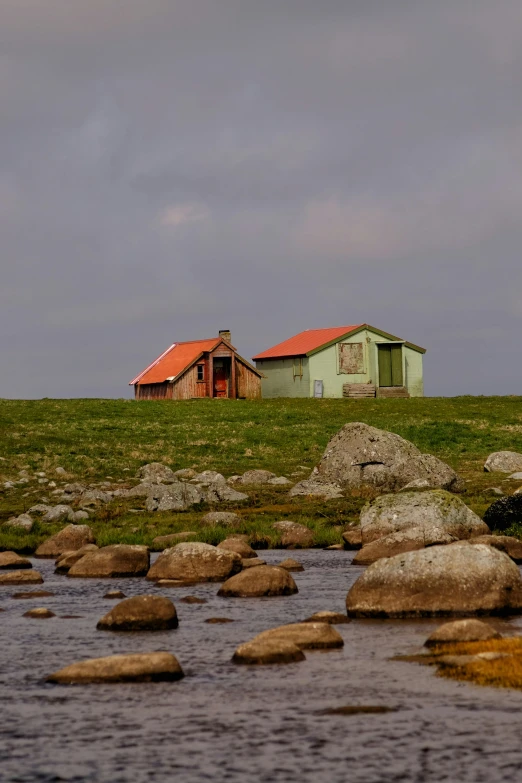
<box><xmin>293</xmin><ymin>357</ymin><xmax>303</xmax><ymax>378</ymax></box>
<box><xmin>197</xmin><ymin>364</ymin><xmax>205</xmax><ymax>382</ymax></box>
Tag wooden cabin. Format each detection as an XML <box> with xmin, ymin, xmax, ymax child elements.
<box><xmin>253</xmin><ymin>324</ymin><xmax>425</xmax><ymax>399</ymax></box>
<box><xmin>130</xmin><ymin>330</ymin><xmax>263</xmax><ymax>400</ymax></box>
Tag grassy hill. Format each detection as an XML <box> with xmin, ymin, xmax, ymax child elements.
<box><xmin>1</xmin><ymin>396</ymin><xmax>522</xmax><ymax>552</ymax></box>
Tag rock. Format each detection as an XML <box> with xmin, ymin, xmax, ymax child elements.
<box><xmin>253</xmin><ymin>622</ymin><xmax>344</xmax><ymax>650</ymax></box>
<box><xmin>342</xmin><ymin>528</ymin><xmax>362</xmax><ymax>549</ymax></box>
<box><xmin>360</xmin><ymin>490</ymin><xmax>488</xmax><ymax>544</ymax></box>
<box><xmin>63</xmin><ymin>483</ymin><xmax>86</xmax><ymax>495</ymax></box>
<box><xmin>137</xmin><ymin>463</ymin><xmax>178</xmax><ymax>484</ymax></box>
<box><xmin>28</xmin><ymin>504</ymin><xmax>52</xmax><ymax>516</ymax></box>
<box><xmin>2</xmin><ymin>514</ymin><xmax>34</xmax><ymax>531</ymax></box>
<box><xmin>3</xmin><ymin>481</ymin><xmax>15</xmax><ymax>489</ymax></box>
<box><xmin>145</xmin><ymin>483</ymin><xmax>204</xmax><ymax>512</ymax></box>
<box><xmin>0</xmin><ymin>552</ymin><xmax>32</xmax><ymax>570</ymax></box>
<box><xmin>304</xmin><ymin>611</ymin><xmax>351</xmax><ymax>624</ymax></box>
<box><xmin>42</xmin><ymin>505</ymin><xmax>74</xmax><ymax>524</ymax></box>
<box><xmin>232</xmin><ymin>639</ymin><xmax>306</xmax><ymax>665</ymax></box>
<box><xmin>346</xmin><ymin>543</ymin><xmax>522</xmax><ymax>617</ymax></box>
<box><xmin>483</xmin><ymin>487</ymin><xmax>504</xmax><ymax>497</ymax></box>
<box><xmin>205</xmin><ymin>617</ymin><xmax>234</xmax><ymax>624</ymax></box>
<box><xmin>278</xmin><ymin>558</ymin><xmax>304</xmax><ymax>571</ymax></box>
<box><xmin>151</xmin><ymin>532</ymin><xmax>198</xmax><ymax>548</ymax></box>
<box><xmin>325</xmin><ymin>543</ymin><xmax>344</xmax><ymax>550</ymax></box>
<box><xmin>236</xmin><ymin>469</ymin><xmax>277</xmax><ymax>485</ymax></box>
<box><xmin>483</xmin><ymin>495</ymin><xmax>522</xmax><ymax>532</ymax></box>
<box><xmin>55</xmin><ymin>467</ymin><xmax>67</xmax><ymax>475</ymax></box>
<box><xmin>23</xmin><ymin>608</ymin><xmax>55</xmax><ymax>619</ymax></box>
<box><xmin>267</xmin><ymin>476</ymin><xmax>293</xmax><ymax>486</ymax></box>
<box><xmin>218</xmin><ymin>566</ymin><xmax>298</xmax><ymax>597</ymax></box>
<box><xmin>69</xmin><ymin>510</ymin><xmax>91</xmax><ymax>523</ymax></box>
<box><xmin>288</xmin><ymin>480</ymin><xmax>344</xmax><ymax>499</ymax></box>
<box><xmin>147</xmin><ymin>542</ymin><xmax>241</xmax><ymax>583</ymax></box>
<box><xmin>425</xmin><ymin>618</ymin><xmax>501</xmax><ymax>647</ymax></box>
<box><xmin>174</xmin><ymin>468</ymin><xmax>197</xmax><ymax>480</ymax></box>
<box><xmin>68</xmin><ymin>545</ymin><xmax>149</xmax><ymax>578</ymax></box>
<box><xmin>353</xmin><ymin>527</ymin><xmax>457</xmax><ymax>565</ymax></box>
<box><xmin>399</xmin><ymin>479</ymin><xmax>431</xmax><ymax>491</ymax></box>
<box><xmin>200</xmin><ymin>511</ymin><xmax>242</xmax><ymax>528</ymax></box>
<box><xmin>79</xmin><ymin>489</ymin><xmax>112</xmax><ymax>506</ymax></box>
<box><xmin>272</xmin><ymin>521</ymin><xmax>315</xmax><ymax>548</ymax></box>
<box><xmin>55</xmin><ymin>544</ymin><xmax>99</xmax><ymax>574</ymax></box>
<box><xmin>217</xmin><ymin>539</ymin><xmax>256</xmax><ymax>558</ymax></box>
<box><xmin>305</xmin><ymin>422</ymin><xmax>461</xmax><ymax>492</ymax></box>
<box><xmin>192</xmin><ymin>470</ymin><xmax>226</xmax><ymax>486</ymax></box>
<box><xmin>204</xmin><ymin>483</ymin><xmax>249</xmax><ymax>504</ymax></box>
<box><xmin>0</xmin><ymin>570</ymin><xmax>43</xmax><ymax>585</ymax></box>
<box><xmin>226</xmin><ymin>475</ymin><xmax>241</xmax><ymax>485</ymax></box>
<box><xmin>46</xmin><ymin>652</ymin><xmax>184</xmax><ymax>684</ymax></box>
<box><xmin>241</xmin><ymin>558</ymin><xmax>266</xmax><ymax>568</ymax></box>
<box><xmin>484</xmin><ymin>452</ymin><xmax>522</xmax><ymax>473</ymax></box>
<box><xmin>509</xmin><ymin>472</ymin><xmax>522</xmax><ymax>480</ymax></box>
<box><xmin>117</xmin><ymin>484</ymin><xmax>155</xmax><ymax>499</ymax></box>
<box><xmin>35</xmin><ymin>525</ymin><xmax>95</xmax><ymax>558</ymax></box>
<box><xmin>97</xmin><ymin>595</ymin><xmax>178</xmax><ymax>631</ymax></box>
<box><xmin>11</xmin><ymin>590</ymin><xmax>54</xmax><ymax>599</ymax></box>
<box><xmin>468</xmin><ymin>535</ymin><xmax>522</xmax><ymax>563</ymax></box>
<box><xmin>180</xmin><ymin>596</ymin><xmax>207</xmax><ymax>604</ymax></box>
<box><xmin>104</xmin><ymin>590</ymin><xmax>126</xmax><ymax>599</ymax></box>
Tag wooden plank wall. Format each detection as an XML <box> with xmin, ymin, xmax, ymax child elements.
<box><xmin>237</xmin><ymin>360</ymin><xmax>262</xmax><ymax>399</ymax></box>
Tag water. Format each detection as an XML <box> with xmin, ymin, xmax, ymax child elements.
<box><xmin>2</xmin><ymin>550</ymin><xmax>522</xmax><ymax>782</ymax></box>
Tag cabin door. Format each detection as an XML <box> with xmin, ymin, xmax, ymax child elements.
<box><xmin>377</xmin><ymin>344</ymin><xmax>403</xmax><ymax>387</ymax></box>
<box><xmin>213</xmin><ymin>359</ymin><xmax>230</xmax><ymax>397</ymax></box>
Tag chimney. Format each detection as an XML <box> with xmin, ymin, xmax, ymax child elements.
<box><xmin>219</xmin><ymin>329</ymin><xmax>231</xmax><ymax>343</ymax></box>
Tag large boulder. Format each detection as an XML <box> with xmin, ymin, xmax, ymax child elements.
<box><xmin>360</xmin><ymin>491</ymin><xmax>488</xmax><ymax>545</ymax></box>
<box><xmin>236</xmin><ymin>469</ymin><xmax>277</xmax><ymax>485</ymax></box>
<box><xmin>42</xmin><ymin>505</ymin><xmax>74</xmax><ymax>523</ymax></box>
<box><xmin>137</xmin><ymin>463</ymin><xmax>178</xmax><ymax>484</ymax></box>
<box><xmin>272</xmin><ymin>521</ymin><xmax>315</xmax><ymax>548</ymax></box>
<box><xmin>232</xmin><ymin>639</ymin><xmax>305</xmax><ymax>665</ymax></box>
<box><xmin>342</xmin><ymin>528</ymin><xmax>363</xmax><ymax>549</ymax></box>
<box><xmin>145</xmin><ymin>483</ymin><xmax>204</xmax><ymax>512</ymax></box>
<box><xmin>200</xmin><ymin>511</ymin><xmax>242</xmax><ymax>528</ymax></box>
<box><xmin>353</xmin><ymin>527</ymin><xmax>457</xmax><ymax>565</ymax></box>
<box><xmin>217</xmin><ymin>539</ymin><xmax>257</xmax><ymax>559</ymax></box>
<box><xmin>346</xmin><ymin>543</ymin><xmax>522</xmax><ymax>617</ymax></box>
<box><xmin>67</xmin><ymin>545</ymin><xmax>149</xmax><ymax>578</ymax></box>
<box><xmin>204</xmin><ymin>483</ymin><xmax>249</xmax><ymax>504</ymax></box>
<box><xmin>35</xmin><ymin>525</ymin><xmax>95</xmax><ymax>558</ymax></box>
<box><xmin>0</xmin><ymin>552</ymin><xmax>32</xmax><ymax>570</ymax></box>
<box><xmin>97</xmin><ymin>595</ymin><xmax>178</xmax><ymax>631</ymax></box>
<box><xmin>252</xmin><ymin>622</ymin><xmax>344</xmax><ymax>650</ymax></box>
<box><xmin>2</xmin><ymin>514</ymin><xmax>34</xmax><ymax>532</ymax></box>
<box><xmin>468</xmin><ymin>535</ymin><xmax>522</xmax><ymax>564</ymax></box>
<box><xmin>46</xmin><ymin>652</ymin><xmax>184</xmax><ymax>683</ymax></box>
<box><xmin>147</xmin><ymin>542</ymin><xmax>241</xmax><ymax>583</ymax></box>
<box><xmin>218</xmin><ymin>566</ymin><xmax>298</xmax><ymax>597</ymax></box>
<box><xmin>425</xmin><ymin>618</ymin><xmax>501</xmax><ymax>647</ymax></box>
<box><xmin>54</xmin><ymin>544</ymin><xmax>99</xmax><ymax>574</ymax></box>
<box><xmin>296</xmin><ymin>422</ymin><xmax>460</xmax><ymax>493</ymax></box>
<box><xmin>192</xmin><ymin>470</ymin><xmax>226</xmax><ymax>486</ymax></box>
<box><xmin>0</xmin><ymin>570</ymin><xmax>43</xmax><ymax>585</ymax></box>
<box><xmin>483</xmin><ymin>496</ymin><xmax>522</xmax><ymax>532</ymax></box>
<box><xmin>484</xmin><ymin>452</ymin><xmax>522</xmax><ymax>473</ymax></box>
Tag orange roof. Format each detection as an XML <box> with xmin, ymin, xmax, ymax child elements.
<box><xmin>253</xmin><ymin>326</ymin><xmax>363</xmax><ymax>360</ymax></box>
<box><xmin>130</xmin><ymin>339</ymin><xmax>220</xmax><ymax>385</ymax></box>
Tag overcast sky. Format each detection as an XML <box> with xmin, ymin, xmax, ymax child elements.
<box><xmin>1</xmin><ymin>0</ymin><xmax>521</xmax><ymax>398</ymax></box>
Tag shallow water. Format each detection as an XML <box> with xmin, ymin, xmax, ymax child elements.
<box><xmin>2</xmin><ymin>550</ymin><xmax>522</xmax><ymax>783</ymax></box>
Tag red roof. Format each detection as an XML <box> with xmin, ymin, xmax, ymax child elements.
<box><xmin>253</xmin><ymin>326</ymin><xmax>363</xmax><ymax>360</ymax></box>
<box><xmin>130</xmin><ymin>339</ymin><xmax>220</xmax><ymax>385</ymax></box>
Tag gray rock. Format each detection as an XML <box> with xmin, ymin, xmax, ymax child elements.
<box><xmin>68</xmin><ymin>510</ymin><xmax>90</xmax><ymax>523</ymax></box>
<box><xmin>46</xmin><ymin>652</ymin><xmax>184</xmax><ymax>683</ymax></box>
<box><xmin>145</xmin><ymin>482</ymin><xmax>204</xmax><ymax>512</ymax></box>
<box><xmin>288</xmin><ymin>480</ymin><xmax>344</xmax><ymax>499</ymax></box>
<box><xmin>204</xmin><ymin>482</ymin><xmax>249</xmax><ymax>504</ymax></box>
<box><xmin>174</xmin><ymin>468</ymin><xmax>197</xmax><ymax>480</ymax></box>
<box><xmin>306</xmin><ymin>422</ymin><xmax>460</xmax><ymax>492</ymax></box>
<box><xmin>79</xmin><ymin>489</ymin><xmax>112</xmax><ymax>506</ymax></box>
<box><xmin>272</xmin><ymin>521</ymin><xmax>315</xmax><ymax>548</ymax></box>
<box><xmin>3</xmin><ymin>481</ymin><xmax>15</xmax><ymax>489</ymax></box>
<box><xmin>191</xmin><ymin>470</ymin><xmax>226</xmax><ymax>486</ymax></box>
<box><xmin>28</xmin><ymin>503</ymin><xmax>52</xmax><ymax>516</ymax></box>
<box><xmin>3</xmin><ymin>513</ymin><xmax>34</xmax><ymax>532</ymax></box>
<box><xmin>267</xmin><ymin>476</ymin><xmax>293</xmax><ymax>486</ymax></box>
<box><xmin>484</xmin><ymin>452</ymin><xmax>522</xmax><ymax>473</ymax></box>
<box><xmin>346</xmin><ymin>542</ymin><xmax>522</xmax><ymax>617</ymax></box>
<box><xmin>353</xmin><ymin>527</ymin><xmax>457</xmax><ymax>565</ymax></box>
<box><xmin>509</xmin><ymin>472</ymin><xmax>522</xmax><ymax>480</ymax></box>
<box><xmin>62</xmin><ymin>483</ymin><xmax>86</xmax><ymax>495</ymax></box>
<box><xmin>236</xmin><ymin>469</ymin><xmax>277</xmax><ymax>485</ymax></box>
<box><xmin>55</xmin><ymin>467</ymin><xmax>67</xmax><ymax>475</ymax></box>
<box><xmin>137</xmin><ymin>463</ymin><xmax>178</xmax><ymax>484</ymax></box>
<box><xmin>117</xmin><ymin>483</ymin><xmax>155</xmax><ymax>499</ymax></box>
<box><xmin>399</xmin><ymin>479</ymin><xmax>431</xmax><ymax>491</ymax></box>
<box><xmin>42</xmin><ymin>505</ymin><xmax>74</xmax><ymax>524</ymax></box>
<box><xmin>147</xmin><ymin>542</ymin><xmax>241</xmax><ymax>583</ymax></box>
<box><xmin>200</xmin><ymin>511</ymin><xmax>242</xmax><ymax>528</ymax></box>
<box><xmin>360</xmin><ymin>490</ymin><xmax>488</xmax><ymax>545</ymax></box>
<box><xmin>483</xmin><ymin>487</ymin><xmax>504</xmax><ymax>497</ymax></box>
<box><xmin>425</xmin><ymin>618</ymin><xmax>501</xmax><ymax>647</ymax></box>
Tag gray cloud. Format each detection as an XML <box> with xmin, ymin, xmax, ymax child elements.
<box><xmin>1</xmin><ymin>0</ymin><xmax>521</xmax><ymax>397</ymax></box>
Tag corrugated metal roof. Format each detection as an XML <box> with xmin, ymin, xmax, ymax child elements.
<box><xmin>130</xmin><ymin>339</ymin><xmax>220</xmax><ymax>385</ymax></box>
<box><xmin>252</xmin><ymin>326</ymin><xmax>363</xmax><ymax>360</ymax></box>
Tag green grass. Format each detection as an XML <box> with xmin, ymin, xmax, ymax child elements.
<box><xmin>1</xmin><ymin>396</ymin><xmax>522</xmax><ymax>552</ymax></box>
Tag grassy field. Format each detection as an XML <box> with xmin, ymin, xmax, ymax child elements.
<box><xmin>1</xmin><ymin>396</ymin><xmax>522</xmax><ymax>552</ymax></box>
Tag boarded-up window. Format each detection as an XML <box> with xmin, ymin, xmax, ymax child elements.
<box><xmin>339</xmin><ymin>343</ymin><xmax>364</xmax><ymax>374</ymax></box>
<box><xmin>293</xmin><ymin>357</ymin><xmax>303</xmax><ymax>378</ymax></box>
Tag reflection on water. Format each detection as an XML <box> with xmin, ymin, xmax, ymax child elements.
<box><xmin>2</xmin><ymin>550</ymin><xmax>522</xmax><ymax>782</ymax></box>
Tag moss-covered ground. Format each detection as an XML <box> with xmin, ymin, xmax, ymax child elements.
<box><xmin>1</xmin><ymin>396</ymin><xmax>522</xmax><ymax>553</ymax></box>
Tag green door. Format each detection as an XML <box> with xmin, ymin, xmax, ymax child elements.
<box><xmin>378</xmin><ymin>345</ymin><xmax>403</xmax><ymax>387</ymax></box>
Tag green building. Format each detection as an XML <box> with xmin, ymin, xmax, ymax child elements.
<box><xmin>252</xmin><ymin>324</ymin><xmax>425</xmax><ymax>399</ymax></box>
